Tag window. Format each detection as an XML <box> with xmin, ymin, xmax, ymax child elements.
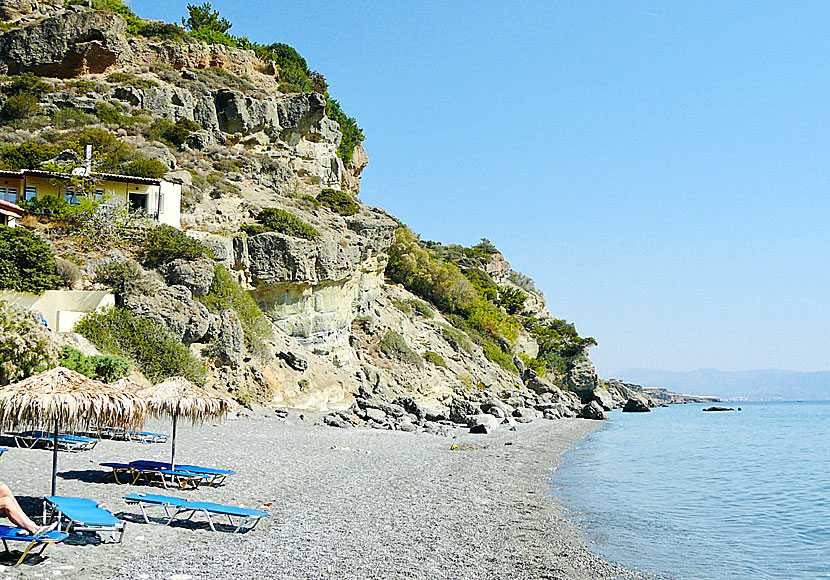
<box><xmin>94</xmin><ymin>189</ymin><xmax>105</xmax><ymax>202</ymax></box>
<box><xmin>0</xmin><ymin>186</ymin><xmax>18</xmax><ymax>204</ymax></box>
<box><xmin>24</xmin><ymin>186</ymin><xmax>37</xmax><ymax>202</ymax></box>
<box><xmin>64</xmin><ymin>188</ymin><xmax>80</xmax><ymax>205</ymax></box>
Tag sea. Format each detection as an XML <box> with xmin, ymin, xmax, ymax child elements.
<box><xmin>550</xmin><ymin>401</ymin><xmax>830</xmax><ymax>580</ymax></box>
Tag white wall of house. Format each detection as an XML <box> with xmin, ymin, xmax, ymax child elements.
<box><xmin>0</xmin><ymin>290</ymin><xmax>114</xmax><ymax>332</ymax></box>
<box><xmin>158</xmin><ymin>181</ymin><xmax>182</xmax><ymax>229</ymax></box>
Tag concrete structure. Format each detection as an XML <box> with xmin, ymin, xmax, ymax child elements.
<box><xmin>0</xmin><ymin>169</ymin><xmax>181</xmax><ymax>228</ymax></box>
<box><xmin>0</xmin><ymin>290</ymin><xmax>114</xmax><ymax>332</ymax></box>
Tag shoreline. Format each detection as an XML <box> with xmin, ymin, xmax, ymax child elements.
<box><xmin>1</xmin><ymin>411</ymin><xmax>649</xmax><ymax>579</ymax></box>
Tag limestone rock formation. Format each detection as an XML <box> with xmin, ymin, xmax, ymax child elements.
<box><xmin>0</xmin><ymin>10</ymin><xmax>131</xmax><ymax>76</ymax></box>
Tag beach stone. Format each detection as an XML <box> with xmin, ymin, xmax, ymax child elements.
<box><xmin>323</xmin><ymin>413</ymin><xmax>350</xmax><ymax>428</ymax></box>
<box><xmin>580</xmin><ymin>401</ymin><xmax>607</xmax><ymax>420</ymax></box>
<box><xmin>512</xmin><ymin>407</ymin><xmax>537</xmax><ymax>423</ymax></box>
<box><xmin>392</xmin><ymin>396</ymin><xmax>427</xmax><ymax>421</ymax></box>
<box><xmin>358</xmin><ymin>397</ymin><xmax>406</xmax><ymax>418</ymax></box>
<box><xmin>449</xmin><ymin>397</ymin><xmax>479</xmax><ymax>424</ymax></box>
<box><xmin>622</xmin><ymin>397</ymin><xmax>651</xmax><ymax>413</ymax></box>
<box><xmin>364</xmin><ymin>407</ymin><xmax>387</xmax><ymax>423</ymax></box>
<box><xmin>468</xmin><ymin>414</ymin><xmax>499</xmax><ymax>434</ymax></box>
<box><xmin>397</xmin><ymin>418</ymin><xmax>417</xmax><ymax>432</ymax></box>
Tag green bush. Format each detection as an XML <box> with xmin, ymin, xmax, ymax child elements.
<box><xmin>0</xmin><ymin>226</ymin><xmax>60</xmax><ymax>294</ymax></box>
<box><xmin>146</xmin><ymin>117</ymin><xmax>201</xmax><ymax>148</ymax></box>
<box><xmin>199</xmin><ymin>264</ymin><xmax>272</xmax><ymax>357</ymax></box>
<box><xmin>423</xmin><ymin>351</ymin><xmax>447</xmax><ymax>368</ymax></box>
<box><xmin>57</xmin><ymin>345</ymin><xmax>130</xmax><ymax>383</ymax></box>
<box><xmin>55</xmin><ymin>257</ymin><xmax>81</xmax><ymax>288</ymax></box>
<box><xmin>76</xmin><ymin>306</ymin><xmax>205</xmax><ymax>384</ymax></box>
<box><xmin>0</xmin><ymin>92</ymin><xmax>41</xmax><ymax>122</ymax></box>
<box><xmin>317</xmin><ymin>189</ymin><xmax>359</xmax><ymax>216</ymax></box>
<box><xmin>122</xmin><ymin>157</ymin><xmax>169</xmax><ymax>178</ymax></box>
<box><xmin>378</xmin><ymin>330</ymin><xmax>422</xmax><ymax>368</ymax></box>
<box><xmin>3</xmin><ymin>73</ymin><xmax>50</xmax><ymax>97</ymax></box>
<box><xmin>51</xmin><ymin>108</ymin><xmax>97</xmax><ymax>129</ymax></box>
<box><xmin>496</xmin><ymin>285</ymin><xmax>527</xmax><ymax>315</ymax></box>
<box><xmin>518</xmin><ymin>352</ymin><xmax>546</xmax><ymax>378</ymax></box>
<box><xmin>325</xmin><ymin>97</ymin><xmax>363</xmax><ymax>165</ymax></box>
<box><xmin>440</xmin><ymin>324</ymin><xmax>472</xmax><ymax>354</ymax></box>
<box><xmin>137</xmin><ymin>21</ymin><xmax>189</xmax><ymax>41</ymax></box>
<box><xmin>242</xmin><ymin>208</ymin><xmax>320</xmax><ymax>240</ymax></box>
<box><xmin>92</xmin><ymin>257</ymin><xmax>145</xmax><ymax>294</ymax></box>
<box><xmin>0</xmin><ymin>301</ymin><xmax>56</xmax><ymax>385</ymax></box>
<box><xmin>391</xmin><ymin>299</ymin><xmax>411</xmax><ymax>314</ymax></box>
<box><xmin>0</xmin><ymin>142</ymin><xmax>57</xmax><ymax>170</ymax></box>
<box><xmin>68</xmin><ymin>0</ymin><xmax>146</xmax><ymax>35</ymax></box>
<box><xmin>142</xmin><ymin>224</ymin><xmax>214</xmax><ymax>267</ymax></box>
<box><xmin>386</xmin><ymin>227</ymin><xmax>478</xmax><ymax>315</ymax></box>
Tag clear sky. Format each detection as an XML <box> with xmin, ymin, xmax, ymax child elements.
<box><xmin>132</xmin><ymin>1</ymin><xmax>830</xmax><ymax>377</ymax></box>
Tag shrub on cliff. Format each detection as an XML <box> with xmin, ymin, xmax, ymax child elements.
<box><xmin>57</xmin><ymin>345</ymin><xmax>130</xmax><ymax>383</ymax></box>
<box><xmin>378</xmin><ymin>330</ymin><xmax>422</xmax><ymax>368</ymax></box>
<box><xmin>0</xmin><ymin>301</ymin><xmax>56</xmax><ymax>385</ymax></box>
<box><xmin>199</xmin><ymin>264</ymin><xmax>272</xmax><ymax>357</ymax></box>
<box><xmin>142</xmin><ymin>225</ymin><xmax>214</xmax><ymax>267</ymax></box>
<box><xmin>0</xmin><ymin>226</ymin><xmax>60</xmax><ymax>294</ymax></box>
<box><xmin>123</xmin><ymin>157</ymin><xmax>169</xmax><ymax>179</ymax></box>
<box><xmin>0</xmin><ymin>92</ymin><xmax>41</xmax><ymax>122</ymax></box>
<box><xmin>76</xmin><ymin>306</ymin><xmax>205</xmax><ymax>384</ymax></box>
<box><xmin>0</xmin><ymin>143</ymin><xmax>57</xmax><ymax>170</ymax></box>
<box><xmin>241</xmin><ymin>208</ymin><xmax>320</xmax><ymax>240</ymax></box>
<box><xmin>386</xmin><ymin>227</ymin><xmax>478</xmax><ymax>314</ymax></box>
<box><xmin>317</xmin><ymin>189</ymin><xmax>359</xmax><ymax>216</ymax></box>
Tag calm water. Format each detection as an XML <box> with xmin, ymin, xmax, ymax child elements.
<box><xmin>551</xmin><ymin>401</ymin><xmax>830</xmax><ymax>579</ymax></box>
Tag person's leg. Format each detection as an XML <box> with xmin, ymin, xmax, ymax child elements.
<box><xmin>0</xmin><ymin>482</ymin><xmax>39</xmax><ymax>533</ymax></box>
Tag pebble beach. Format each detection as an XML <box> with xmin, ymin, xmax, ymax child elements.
<box><xmin>0</xmin><ymin>411</ymin><xmax>649</xmax><ymax>580</ymax></box>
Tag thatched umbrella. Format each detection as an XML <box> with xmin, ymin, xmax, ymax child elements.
<box><xmin>135</xmin><ymin>377</ymin><xmax>229</xmax><ymax>470</ymax></box>
<box><xmin>0</xmin><ymin>366</ymin><xmax>147</xmax><ymax>496</ymax></box>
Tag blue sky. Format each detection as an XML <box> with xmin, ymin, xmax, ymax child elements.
<box><xmin>132</xmin><ymin>1</ymin><xmax>830</xmax><ymax>377</ymax></box>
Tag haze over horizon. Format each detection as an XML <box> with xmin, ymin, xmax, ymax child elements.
<box><xmin>133</xmin><ymin>1</ymin><xmax>830</xmax><ymax>381</ymax></box>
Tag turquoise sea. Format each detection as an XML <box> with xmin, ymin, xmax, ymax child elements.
<box><xmin>551</xmin><ymin>401</ymin><xmax>830</xmax><ymax>579</ymax></box>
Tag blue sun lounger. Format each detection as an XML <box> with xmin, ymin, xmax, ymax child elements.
<box><xmin>101</xmin><ymin>463</ymin><xmax>211</xmax><ymax>490</ymax></box>
<box><xmin>124</xmin><ymin>493</ymin><xmax>267</xmax><ymax>533</ymax></box>
<box><xmin>14</xmin><ymin>431</ymin><xmax>98</xmax><ymax>452</ymax></box>
<box><xmin>43</xmin><ymin>496</ymin><xmax>126</xmax><ymax>543</ymax></box>
<box><xmin>0</xmin><ymin>447</ymin><xmax>7</xmax><ymax>456</ymax></box>
<box><xmin>0</xmin><ymin>525</ymin><xmax>67</xmax><ymax>566</ymax></box>
<box><xmin>129</xmin><ymin>460</ymin><xmax>235</xmax><ymax>486</ymax></box>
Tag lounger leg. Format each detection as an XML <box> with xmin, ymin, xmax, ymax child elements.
<box><xmin>202</xmin><ymin>510</ymin><xmax>216</xmax><ymax>532</ymax></box>
<box><xmin>14</xmin><ymin>540</ymin><xmax>38</xmax><ymax>567</ymax></box>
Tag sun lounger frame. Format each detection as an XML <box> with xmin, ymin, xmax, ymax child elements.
<box><xmin>43</xmin><ymin>497</ymin><xmax>126</xmax><ymax>543</ymax></box>
<box><xmin>129</xmin><ymin>460</ymin><xmax>234</xmax><ymax>487</ymax></box>
<box><xmin>0</xmin><ymin>525</ymin><xmax>67</xmax><ymax>566</ymax></box>
<box><xmin>101</xmin><ymin>463</ymin><xmax>211</xmax><ymax>490</ymax></box>
<box><xmin>13</xmin><ymin>431</ymin><xmax>97</xmax><ymax>452</ymax></box>
<box><xmin>124</xmin><ymin>494</ymin><xmax>267</xmax><ymax>533</ymax></box>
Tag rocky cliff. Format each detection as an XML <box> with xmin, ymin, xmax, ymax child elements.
<box><xmin>0</xmin><ymin>1</ymin><xmax>683</xmax><ymax>434</ymax></box>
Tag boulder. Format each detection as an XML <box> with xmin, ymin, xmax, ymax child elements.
<box><xmin>0</xmin><ymin>0</ymin><xmax>36</xmax><ymax>21</ymax></box>
<box><xmin>703</xmin><ymin>406</ymin><xmax>734</xmax><ymax>412</ymax></box>
<box><xmin>122</xmin><ymin>283</ymin><xmax>211</xmax><ymax>344</ymax></box>
<box><xmin>160</xmin><ymin>258</ymin><xmax>215</xmax><ymax>297</ymax></box>
<box><xmin>392</xmin><ymin>396</ymin><xmax>426</xmax><ymax>421</ymax></box>
<box><xmin>0</xmin><ymin>11</ymin><xmax>132</xmax><ymax>77</ymax></box>
<box><xmin>591</xmin><ymin>387</ymin><xmax>615</xmax><ymax>411</ymax></box>
<box><xmin>580</xmin><ymin>401</ymin><xmax>607</xmax><ymax>421</ymax></box>
<box><xmin>512</xmin><ymin>407</ymin><xmax>538</xmax><ymax>423</ymax></box>
<box><xmin>565</xmin><ymin>353</ymin><xmax>599</xmax><ymax>401</ymax></box>
<box><xmin>468</xmin><ymin>414</ymin><xmax>499</xmax><ymax>434</ymax></box>
<box><xmin>209</xmin><ymin>309</ymin><xmax>245</xmax><ymax>364</ymax></box>
<box><xmin>364</xmin><ymin>407</ymin><xmax>387</xmax><ymax>423</ymax></box>
<box><xmin>277</xmin><ymin>350</ymin><xmax>308</xmax><ymax>371</ymax></box>
<box><xmin>622</xmin><ymin>397</ymin><xmax>651</xmax><ymax>413</ymax></box>
<box><xmin>323</xmin><ymin>413</ymin><xmax>350</xmax><ymax>429</ymax></box>
<box><xmin>449</xmin><ymin>397</ymin><xmax>479</xmax><ymax>424</ymax></box>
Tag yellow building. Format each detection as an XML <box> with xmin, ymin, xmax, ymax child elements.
<box><xmin>0</xmin><ymin>169</ymin><xmax>181</xmax><ymax>228</ymax></box>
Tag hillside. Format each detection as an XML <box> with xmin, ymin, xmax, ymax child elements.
<box><xmin>0</xmin><ymin>1</ymin><xmax>682</xmax><ymax>431</ymax></box>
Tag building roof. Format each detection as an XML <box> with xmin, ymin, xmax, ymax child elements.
<box><xmin>0</xmin><ymin>199</ymin><xmax>24</xmax><ymax>218</ymax></box>
<box><xmin>0</xmin><ymin>168</ymin><xmax>162</xmax><ymax>186</ymax></box>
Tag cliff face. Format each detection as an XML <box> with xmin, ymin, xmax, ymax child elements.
<box><xmin>0</xmin><ymin>3</ymin><xmax>662</xmax><ymax>430</ymax></box>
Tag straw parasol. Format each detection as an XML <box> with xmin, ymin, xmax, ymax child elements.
<box><xmin>135</xmin><ymin>377</ymin><xmax>229</xmax><ymax>470</ymax></box>
<box><xmin>0</xmin><ymin>366</ymin><xmax>147</xmax><ymax>496</ymax></box>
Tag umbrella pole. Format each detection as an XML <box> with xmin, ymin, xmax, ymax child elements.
<box><xmin>51</xmin><ymin>420</ymin><xmax>59</xmax><ymax>497</ymax></box>
<box><xmin>171</xmin><ymin>413</ymin><xmax>177</xmax><ymax>471</ymax></box>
